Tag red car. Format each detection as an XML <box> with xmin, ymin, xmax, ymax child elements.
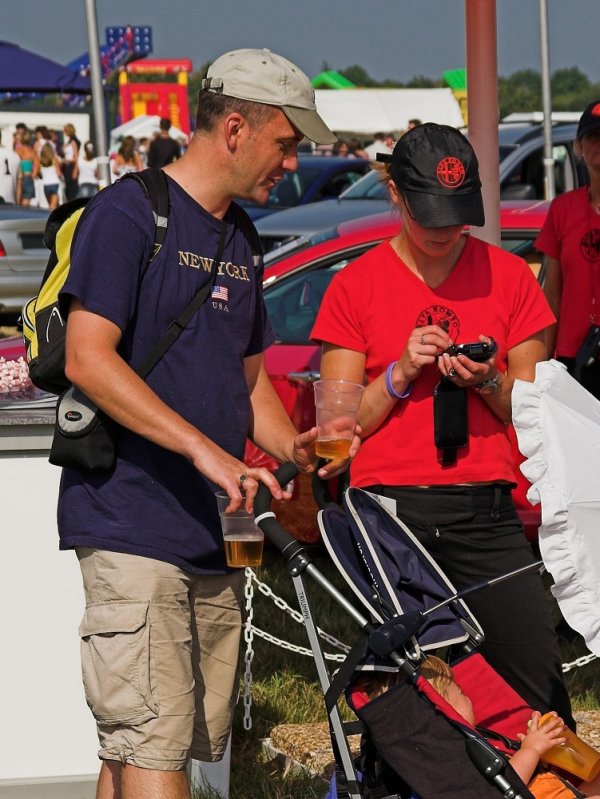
<box><xmin>0</xmin><ymin>200</ymin><xmax>549</xmax><ymax>542</ymax></box>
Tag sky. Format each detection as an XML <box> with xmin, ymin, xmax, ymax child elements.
<box><xmin>4</xmin><ymin>0</ymin><xmax>600</xmax><ymax>85</ymax></box>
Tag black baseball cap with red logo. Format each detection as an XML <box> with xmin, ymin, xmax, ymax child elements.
<box><xmin>577</xmin><ymin>101</ymin><xmax>600</xmax><ymax>139</ymax></box>
<box><xmin>377</xmin><ymin>122</ymin><xmax>484</xmax><ymax>228</ymax></box>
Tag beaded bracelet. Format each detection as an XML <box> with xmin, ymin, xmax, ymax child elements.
<box><xmin>385</xmin><ymin>361</ymin><xmax>412</xmax><ymax>400</ymax></box>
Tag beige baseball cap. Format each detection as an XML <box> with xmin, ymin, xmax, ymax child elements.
<box><xmin>201</xmin><ymin>48</ymin><xmax>337</xmax><ymax>145</ymax></box>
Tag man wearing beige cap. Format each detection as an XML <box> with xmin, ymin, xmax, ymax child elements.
<box><xmin>58</xmin><ymin>49</ymin><xmax>348</xmax><ymax>798</ymax></box>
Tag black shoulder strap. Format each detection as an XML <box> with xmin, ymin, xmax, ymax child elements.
<box><xmin>121</xmin><ymin>168</ymin><xmax>170</xmax><ymax>273</ymax></box>
<box><xmin>135</xmin><ymin>220</ymin><xmax>227</xmax><ymax>380</ymax></box>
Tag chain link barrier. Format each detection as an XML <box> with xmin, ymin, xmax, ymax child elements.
<box><xmin>562</xmin><ymin>652</ymin><xmax>597</xmax><ymax>673</ymax></box>
<box><xmin>241</xmin><ymin>568</ymin><xmax>597</xmax><ymax>730</ymax></box>
<box><xmin>242</xmin><ymin>568</ymin><xmax>255</xmax><ymax>731</ymax></box>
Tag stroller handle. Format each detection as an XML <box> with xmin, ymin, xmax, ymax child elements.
<box><xmin>254</xmin><ymin>462</ymin><xmax>306</xmax><ymax>561</ymax></box>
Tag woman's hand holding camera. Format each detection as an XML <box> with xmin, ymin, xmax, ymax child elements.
<box><xmin>397</xmin><ymin>325</ymin><xmax>453</xmax><ymax>384</ymax></box>
<box><xmin>438</xmin><ymin>334</ymin><xmax>500</xmax><ymax>391</ymax></box>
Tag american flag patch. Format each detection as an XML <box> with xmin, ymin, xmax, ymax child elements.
<box><xmin>211</xmin><ymin>285</ymin><xmax>229</xmax><ymax>301</ymax></box>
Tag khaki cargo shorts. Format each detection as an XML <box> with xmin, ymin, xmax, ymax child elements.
<box><xmin>76</xmin><ymin>548</ymin><xmax>245</xmax><ymax>770</ymax></box>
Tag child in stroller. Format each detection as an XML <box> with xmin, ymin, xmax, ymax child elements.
<box><xmin>352</xmin><ymin>656</ymin><xmax>600</xmax><ymax>799</ymax></box>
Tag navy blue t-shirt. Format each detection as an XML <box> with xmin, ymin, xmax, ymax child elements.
<box><xmin>57</xmin><ymin>174</ymin><xmax>275</xmax><ymax>574</ymax></box>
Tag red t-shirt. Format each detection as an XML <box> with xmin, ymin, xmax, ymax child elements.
<box><xmin>311</xmin><ymin>235</ymin><xmax>554</xmax><ymax>487</ymax></box>
<box><xmin>535</xmin><ymin>186</ymin><xmax>600</xmax><ymax>357</ymax></box>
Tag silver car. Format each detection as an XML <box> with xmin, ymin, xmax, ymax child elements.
<box><xmin>0</xmin><ymin>204</ymin><xmax>48</xmax><ymax>319</ymax></box>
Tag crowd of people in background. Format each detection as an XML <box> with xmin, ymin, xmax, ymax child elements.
<box><xmin>0</xmin><ymin>117</ymin><xmax>186</xmax><ymax>209</ymax></box>
<box><xmin>316</xmin><ymin>120</ymin><xmax>421</xmax><ymax>159</ymax></box>
<box><xmin>0</xmin><ymin>115</ymin><xmax>425</xmax><ymax>209</ymax></box>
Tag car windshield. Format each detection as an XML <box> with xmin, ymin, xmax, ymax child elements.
<box><xmin>264</xmin><ymin>165</ymin><xmax>321</xmax><ymax>208</ymax></box>
<box><xmin>339</xmin><ymin>169</ymin><xmax>387</xmax><ymax>200</ymax></box>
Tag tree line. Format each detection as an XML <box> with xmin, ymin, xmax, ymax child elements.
<box><xmin>332</xmin><ymin>64</ymin><xmax>600</xmax><ymax>120</ymax></box>
<box><xmin>11</xmin><ymin>63</ymin><xmax>599</xmax><ymax>131</ymax></box>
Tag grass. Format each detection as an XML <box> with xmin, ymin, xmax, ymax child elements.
<box><xmin>193</xmin><ymin>546</ymin><xmax>600</xmax><ymax>799</ymax></box>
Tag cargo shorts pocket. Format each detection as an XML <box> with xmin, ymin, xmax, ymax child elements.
<box><xmin>79</xmin><ymin>602</ymin><xmax>158</xmax><ymax>726</ymax></box>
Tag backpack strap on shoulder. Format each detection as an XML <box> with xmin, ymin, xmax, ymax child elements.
<box><xmin>120</xmin><ymin>168</ymin><xmax>170</xmax><ymax>269</ymax></box>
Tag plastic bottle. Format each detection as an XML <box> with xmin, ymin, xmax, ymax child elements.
<box><xmin>539</xmin><ymin>712</ymin><xmax>600</xmax><ymax>782</ymax></box>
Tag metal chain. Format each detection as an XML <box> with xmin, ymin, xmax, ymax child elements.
<box><xmin>251</xmin><ymin>624</ymin><xmax>348</xmax><ymax>661</ymax></box>
<box><xmin>248</xmin><ymin>568</ymin><xmax>351</xmax><ymax>653</ymax></box>
<box><xmin>562</xmin><ymin>652</ymin><xmax>597</xmax><ymax>673</ymax></box>
<box><xmin>242</xmin><ymin>568</ymin><xmax>255</xmax><ymax>731</ymax></box>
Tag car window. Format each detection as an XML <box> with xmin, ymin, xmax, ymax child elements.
<box><xmin>264</xmin><ymin>256</ymin><xmax>355</xmax><ymax>343</ymax></box>
<box><xmin>266</xmin><ymin>171</ymin><xmax>304</xmax><ymax>208</ymax></box>
<box><xmin>500</xmin><ymin>143</ymin><xmax>575</xmax><ymax>200</ymax></box>
<box><xmin>339</xmin><ymin>169</ymin><xmax>388</xmax><ymax>200</ymax></box>
<box><xmin>316</xmin><ymin>169</ymin><xmax>366</xmax><ymax>200</ymax></box>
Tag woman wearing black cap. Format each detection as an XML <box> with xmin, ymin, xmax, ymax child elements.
<box><xmin>537</xmin><ymin>101</ymin><xmax>600</xmax><ymax>397</ymax></box>
<box><xmin>311</xmin><ymin>123</ymin><xmax>573</xmax><ymax>727</ymax></box>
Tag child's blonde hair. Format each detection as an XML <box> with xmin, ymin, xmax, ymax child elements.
<box><xmin>353</xmin><ymin>655</ymin><xmax>456</xmax><ymax>702</ymax></box>
<box><xmin>419</xmin><ymin>655</ymin><xmax>455</xmax><ymax>700</ymax></box>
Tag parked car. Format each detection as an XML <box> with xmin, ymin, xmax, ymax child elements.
<box><xmin>0</xmin><ymin>201</ymin><xmax>549</xmax><ymax>542</ymax></box>
<box><xmin>0</xmin><ymin>204</ymin><xmax>48</xmax><ymax>320</ymax></box>
<box><xmin>236</xmin><ymin>154</ymin><xmax>371</xmax><ymax>222</ymax></box>
<box><xmin>255</xmin><ymin>122</ymin><xmax>585</xmax><ymax>254</ymax></box>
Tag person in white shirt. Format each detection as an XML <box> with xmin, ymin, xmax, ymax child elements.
<box><xmin>364</xmin><ymin>132</ymin><xmax>394</xmax><ymax>161</ymax></box>
<box><xmin>0</xmin><ymin>132</ymin><xmax>22</xmax><ymax>204</ymax></box>
<box><xmin>77</xmin><ymin>141</ymin><xmax>99</xmax><ymax>198</ymax></box>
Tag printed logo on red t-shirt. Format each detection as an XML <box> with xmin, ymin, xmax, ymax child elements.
<box><xmin>580</xmin><ymin>229</ymin><xmax>600</xmax><ymax>262</ymax></box>
<box><xmin>436</xmin><ymin>158</ymin><xmax>465</xmax><ymax>189</ymax></box>
<box><xmin>416</xmin><ymin>305</ymin><xmax>460</xmax><ymax>338</ymax></box>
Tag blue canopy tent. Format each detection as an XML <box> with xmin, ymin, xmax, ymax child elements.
<box><xmin>0</xmin><ymin>40</ymin><xmax>92</xmax><ymax>94</ymax></box>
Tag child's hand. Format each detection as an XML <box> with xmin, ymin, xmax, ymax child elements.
<box><xmin>518</xmin><ymin>711</ymin><xmax>567</xmax><ymax>758</ymax></box>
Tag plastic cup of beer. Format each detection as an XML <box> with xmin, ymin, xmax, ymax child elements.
<box><xmin>215</xmin><ymin>492</ymin><xmax>264</xmax><ymax>568</ymax></box>
<box><xmin>539</xmin><ymin>712</ymin><xmax>600</xmax><ymax>782</ymax></box>
<box><xmin>313</xmin><ymin>379</ymin><xmax>364</xmax><ymax>460</ymax></box>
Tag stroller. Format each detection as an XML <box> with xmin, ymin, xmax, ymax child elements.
<box><xmin>254</xmin><ymin>463</ymin><xmax>590</xmax><ymax>799</ymax></box>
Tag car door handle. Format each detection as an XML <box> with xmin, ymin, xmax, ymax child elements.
<box><xmin>287</xmin><ymin>370</ymin><xmax>320</xmax><ymax>383</ymax></box>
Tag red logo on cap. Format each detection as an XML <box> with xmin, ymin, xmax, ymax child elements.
<box><xmin>436</xmin><ymin>157</ymin><xmax>465</xmax><ymax>189</ymax></box>
<box><xmin>592</xmin><ymin>103</ymin><xmax>600</xmax><ymax>118</ymax></box>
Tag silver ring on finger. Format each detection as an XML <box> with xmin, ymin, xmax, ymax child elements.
<box><xmin>448</xmin><ymin>368</ymin><xmax>457</xmax><ymax>378</ymax></box>
<box><xmin>238</xmin><ymin>474</ymin><xmax>248</xmax><ymax>489</ymax></box>
<box><xmin>420</xmin><ymin>333</ymin><xmax>426</xmax><ymax>346</ymax></box>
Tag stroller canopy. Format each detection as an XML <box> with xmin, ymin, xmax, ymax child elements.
<box><xmin>319</xmin><ymin>487</ymin><xmax>484</xmax><ymax>656</ymax></box>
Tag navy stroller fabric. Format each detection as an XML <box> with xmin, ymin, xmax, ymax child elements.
<box><xmin>319</xmin><ymin>487</ymin><xmax>483</xmax><ymax>653</ymax></box>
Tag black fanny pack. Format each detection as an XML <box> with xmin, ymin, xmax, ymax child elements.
<box><xmin>50</xmin><ymin>386</ymin><xmax>117</xmax><ymax>472</ymax></box>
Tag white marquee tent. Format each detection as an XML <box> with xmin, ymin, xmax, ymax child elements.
<box><xmin>109</xmin><ymin>114</ymin><xmax>188</xmax><ymax>153</ymax></box>
<box><xmin>314</xmin><ymin>88</ymin><xmax>464</xmax><ymax>135</ymax></box>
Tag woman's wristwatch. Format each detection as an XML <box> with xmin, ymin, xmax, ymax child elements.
<box><xmin>474</xmin><ymin>373</ymin><xmax>502</xmax><ymax>394</ymax></box>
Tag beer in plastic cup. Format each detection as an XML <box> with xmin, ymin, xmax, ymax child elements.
<box><xmin>313</xmin><ymin>379</ymin><xmax>364</xmax><ymax>460</ymax></box>
<box><xmin>539</xmin><ymin>712</ymin><xmax>600</xmax><ymax>781</ymax></box>
<box><xmin>216</xmin><ymin>492</ymin><xmax>264</xmax><ymax>568</ymax></box>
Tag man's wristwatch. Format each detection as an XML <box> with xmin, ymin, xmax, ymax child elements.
<box><xmin>474</xmin><ymin>373</ymin><xmax>502</xmax><ymax>394</ymax></box>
